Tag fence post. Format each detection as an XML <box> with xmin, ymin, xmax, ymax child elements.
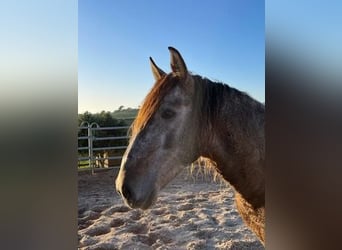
<box><xmin>89</xmin><ymin>122</ymin><xmax>99</xmax><ymax>175</ymax></box>
<box><xmin>87</xmin><ymin>125</ymin><xmax>93</xmax><ymax>173</ymax></box>
<box><xmin>80</xmin><ymin>121</ymin><xmax>90</xmax><ymax>171</ymax></box>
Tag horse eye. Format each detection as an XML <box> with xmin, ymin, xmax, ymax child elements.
<box><xmin>161</xmin><ymin>109</ymin><xmax>176</xmax><ymax>119</ymax></box>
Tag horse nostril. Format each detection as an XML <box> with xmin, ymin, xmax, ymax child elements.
<box><xmin>115</xmin><ymin>188</ymin><xmax>121</xmax><ymax>196</ymax></box>
<box><xmin>121</xmin><ymin>183</ymin><xmax>133</xmax><ymax>201</ymax></box>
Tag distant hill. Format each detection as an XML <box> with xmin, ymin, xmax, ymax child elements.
<box><xmin>111</xmin><ymin>107</ymin><xmax>139</xmax><ymax>120</ymax></box>
<box><xmin>78</xmin><ymin>107</ymin><xmax>139</xmax><ymax>127</ymax></box>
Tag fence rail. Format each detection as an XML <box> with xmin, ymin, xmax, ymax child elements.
<box><xmin>78</xmin><ymin>120</ymin><xmax>133</xmax><ymax>174</ymax></box>
<box><xmin>93</xmin><ymin>136</ymin><xmax>129</xmax><ymax>141</ymax></box>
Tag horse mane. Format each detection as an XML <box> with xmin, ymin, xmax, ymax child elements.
<box><xmin>130</xmin><ymin>74</ymin><xmax>180</xmax><ymax>138</ymax></box>
<box><xmin>193</xmin><ymin>75</ymin><xmax>264</xmax><ymax>137</ymax></box>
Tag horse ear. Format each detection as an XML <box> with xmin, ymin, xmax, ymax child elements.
<box><xmin>168</xmin><ymin>47</ymin><xmax>188</xmax><ymax>78</ymax></box>
<box><xmin>150</xmin><ymin>57</ymin><xmax>166</xmax><ymax>81</ymax></box>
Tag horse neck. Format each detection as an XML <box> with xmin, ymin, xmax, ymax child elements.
<box><xmin>197</xmin><ymin>77</ymin><xmax>265</xmax><ymax>208</ymax></box>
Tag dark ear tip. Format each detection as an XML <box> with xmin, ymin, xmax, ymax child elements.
<box><xmin>168</xmin><ymin>46</ymin><xmax>177</xmax><ymax>52</ymax></box>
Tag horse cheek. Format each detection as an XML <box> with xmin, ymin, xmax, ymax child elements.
<box><xmin>162</xmin><ymin>131</ymin><xmax>175</xmax><ymax>150</ymax></box>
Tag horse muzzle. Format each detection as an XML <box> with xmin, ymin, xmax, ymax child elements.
<box><xmin>115</xmin><ymin>171</ymin><xmax>157</xmax><ymax>210</ymax></box>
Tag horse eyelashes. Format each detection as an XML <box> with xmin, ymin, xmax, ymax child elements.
<box><xmin>161</xmin><ymin>109</ymin><xmax>176</xmax><ymax>119</ymax></box>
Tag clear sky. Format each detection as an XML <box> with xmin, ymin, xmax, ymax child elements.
<box><xmin>78</xmin><ymin>0</ymin><xmax>265</xmax><ymax>113</ymax></box>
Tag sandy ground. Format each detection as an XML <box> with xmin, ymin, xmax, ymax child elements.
<box><xmin>78</xmin><ymin>168</ymin><xmax>264</xmax><ymax>250</ymax></box>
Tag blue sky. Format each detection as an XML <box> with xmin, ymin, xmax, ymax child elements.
<box><xmin>79</xmin><ymin>0</ymin><xmax>265</xmax><ymax>113</ymax></box>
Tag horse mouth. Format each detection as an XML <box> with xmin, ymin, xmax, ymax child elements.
<box><xmin>122</xmin><ymin>189</ymin><xmax>158</xmax><ymax>210</ymax></box>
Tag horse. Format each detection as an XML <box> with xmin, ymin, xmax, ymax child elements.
<box><xmin>115</xmin><ymin>47</ymin><xmax>265</xmax><ymax>245</ymax></box>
